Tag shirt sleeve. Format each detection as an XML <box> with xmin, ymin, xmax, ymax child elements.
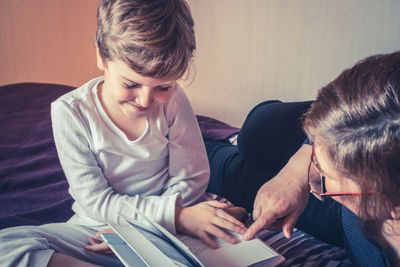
<box><xmin>51</xmin><ymin>100</ymin><xmax>185</xmax><ymax>234</ymax></box>
<box><xmin>162</xmin><ymin>87</ymin><xmax>210</xmax><ymax>207</ymax></box>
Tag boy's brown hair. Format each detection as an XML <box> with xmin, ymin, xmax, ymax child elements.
<box><xmin>96</xmin><ymin>0</ymin><xmax>196</xmax><ymax>79</ymax></box>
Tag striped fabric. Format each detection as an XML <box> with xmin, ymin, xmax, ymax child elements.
<box><xmin>258</xmin><ymin>228</ymin><xmax>351</xmax><ymax>266</ymax></box>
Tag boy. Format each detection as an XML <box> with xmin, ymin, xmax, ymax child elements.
<box><xmin>0</xmin><ymin>1</ymin><xmax>245</xmax><ymax>266</ymax></box>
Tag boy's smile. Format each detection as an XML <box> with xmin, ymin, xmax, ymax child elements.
<box><xmin>126</xmin><ymin>101</ymin><xmax>148</xmax><ymax>112</ymax></box>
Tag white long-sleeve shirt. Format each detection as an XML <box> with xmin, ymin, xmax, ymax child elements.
<box><xmin>51</xmin><ymin>77</ymin><xmax>210</xmax><ymax>234</ymax></box>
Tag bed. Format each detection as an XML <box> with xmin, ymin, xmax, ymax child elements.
<box><xmin>0</xmin><ymin>82</ymin><xmax>352</xmax><ymax>266</ymax></box>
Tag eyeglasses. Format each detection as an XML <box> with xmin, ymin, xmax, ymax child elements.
<box><xmin>307</xmin><ymin>146</ymin><xmax>366</xmax><ymax>201</ymax></box>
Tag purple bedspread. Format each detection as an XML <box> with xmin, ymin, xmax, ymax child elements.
<box><xmin>0</xmin><ymin>82</ymin><xmax>237</xmax><ymax>230</ymax></box>
<box><xmin>0</xmin><ymin>83</ymin><xmax>75</xmax><ymax>229</ymax></box>
<box><xmin>196</xmin><ymin>115</ymin><xmax>239</xmax><ymax>140</ymax></box>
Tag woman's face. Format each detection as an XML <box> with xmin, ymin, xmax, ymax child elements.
<box><xmin>313</xmin><ymin>142</ymin><xmax>363</xmax><ymax>216</ymax></box>
<box><xmin>313</xmin><ymin>140</ymin><xmax>399</xmax><ymax>220</ymax></box>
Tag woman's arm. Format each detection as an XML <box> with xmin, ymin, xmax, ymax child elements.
<box><xmin>244</xmin><ymin>144</ymin><xmax>313</xmax><ymax>240</ymax></box>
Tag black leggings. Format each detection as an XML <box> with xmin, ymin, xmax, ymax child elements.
<box><xmin>204</xmin><ymin>100</ymin><xmax>344</xmax><ymax>247</ymax></box>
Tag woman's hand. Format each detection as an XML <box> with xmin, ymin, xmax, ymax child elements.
<box><xmin>175</xmin><ymin>200</ymin><xmax>247</xmax><ymax>248</ymax></box>
<box><xmin>85</xmin><ymin>228</ymin><xmax>115</xmax><ymax>254</ymax></box>
<box><xmin>243</xmin><ymin>145</ymin><xmax>312</xmax><ymax>240</ymax></box>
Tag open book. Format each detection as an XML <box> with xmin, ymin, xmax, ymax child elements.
<box><xmin>101</xmin><ymin>210</ymin><xmax>285</xmax><ymax>267</ymax></box>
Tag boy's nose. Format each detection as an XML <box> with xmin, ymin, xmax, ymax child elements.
<box><xmin>137</xmin><ymin>87</ymin><xmax>154</xmax><ymax>107</ymax></box>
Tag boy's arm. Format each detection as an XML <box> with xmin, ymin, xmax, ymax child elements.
<box><xmin>51</xmin><ymin>100</ymin><xmax>182</xmax><ymax>234</ymax></box>
<box><xmin>161</xmin><ymin>86</ymin><xmax>210</xmax><ymax>206</ymax></box>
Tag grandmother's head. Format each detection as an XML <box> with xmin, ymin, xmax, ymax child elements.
<box><xmin>303</xmin><ymin>51</ymin><xmax>400</xmax><ymax>220</ymax></box>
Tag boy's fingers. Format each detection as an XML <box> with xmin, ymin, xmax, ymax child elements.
<box><xmin>87</xmin><ymin>236</ymin><xmax>102</xmax><ymax>245</ymax></box>
<box><xmin>100</xmin><ymin>228</ymin><xmax>115</xmax><ymax>234</ymax></box>
<box><xmin>206</xmin><ymin>225</ymin><xmax>239</xmax><ymax>245</ymax></box>
<box><xmin>199</xmin><ymin>232</ymin><xmax>219</xmax><ymax>249</ymax></box>
<box><xmin>86</xmin><ymin>237</ymin><xmax>114</xmax><ymax>254</ymax></box>
<box><xmin>215</xmin><ymin>209</ymin><xmax>246</xmax><ymax>229</ymax></box>
<box><xmin>85</xmin><ymin>242</ymin><xmax>107</xmax><ymax>251</ymax></box>
<box><xmin>96</xmin><ymin>228</ymin><xmax>115</xmax><ymax>238</ymax></box>
<box><xmin>85</xmin><ymin>243</ymin><xmax>113</xmax><ymax>254</ymax></box>
<box><xmin>207</xmin><ymin>201</ymin><xmax>229</xmax><ymax>209</ymax></box>
<box><xmin>213</xmin><ymin>215</ymin><xmax>246</xmax><ymax>235</ymax></box>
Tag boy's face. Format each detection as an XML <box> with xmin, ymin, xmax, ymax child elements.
<box><xmin>97</xmin><ymin>51</ymin><xmax>177</xmax><ymax>120</ymax></box>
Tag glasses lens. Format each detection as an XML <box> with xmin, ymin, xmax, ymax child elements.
<box><xmin>308</xmin><ymin>150</ymin><xmax>325</xmax><ymax>201</ymax></box>
<box><xmin>309</xmin><ymin>157</ymin><xmax>324</xmax><ymax>198</ymax></box>
<box><xmin>309</xmin><ymin>173</ymin><xmax>323</xmax><ymax>193</ymax></box>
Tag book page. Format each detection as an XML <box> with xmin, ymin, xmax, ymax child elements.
<box><xmin>177</xmin><ymin>234</ymin><xmax>210</xmax><ymax>256</ymax></box>
<box><xmin>177</xmin><ymin>232</ymin><xmax>284</xmax><ymax>267</ymax></box>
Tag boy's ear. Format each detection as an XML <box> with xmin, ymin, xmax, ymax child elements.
<box><xmin>95</xmin><ymin>44</ymin><xmax>105</xmax><ymax>71</ymax></box>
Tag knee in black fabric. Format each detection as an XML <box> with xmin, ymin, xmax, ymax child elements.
<box><xmin>204</xmin><ymin>137</ymin><xmax>278</xmax><ymax>212</ymax></box>
<box><xmin>237</xmin><ymin>100</ymin><xmax>313</xmax><ymax>171</ymax></box>
<box><xmin>204</xmin><ymin>138</ymin><xmax>240</xmax><ymax>196</ymax></box>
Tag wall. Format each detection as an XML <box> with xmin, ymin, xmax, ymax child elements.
<box><xmin>1</xmin><ymin>0</ymin><xmax>400</xmax><ymax>126</ymax></box>
<box><xmin>185</xmin><ymin>0</ymin><xmax>400</xmax><ymax>126</ymax></box>
<box><xmin>0</xmin><ymin>0</ymin><xmax>101</xmax><ymax>87</ymax></box>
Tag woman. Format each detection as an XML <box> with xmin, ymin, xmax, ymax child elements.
<box><xmin>207</xmin><ymin>51</ymin><xmax>400</xmax><ymax>266</ymax></box>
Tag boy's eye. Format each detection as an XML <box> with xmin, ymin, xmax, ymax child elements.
<box><xmin>158</xmin><ymin>86</ymin><xmax>170</xmax><ymax>92</ymax></box>
<box><xmin>123</xmin><ymin>83</ymin><xmax>139</xmax><ymax>89</ymax></box>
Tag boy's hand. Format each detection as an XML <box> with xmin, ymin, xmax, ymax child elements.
<box><xmin>85</xmin><ymin>228</ymin><xmax>115</xmax><ymax>254</ymax></box>
<box><xmin>175</xmin><ymin>201</ymin><xmax>247</xmax><ymax>248</ymax></box>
